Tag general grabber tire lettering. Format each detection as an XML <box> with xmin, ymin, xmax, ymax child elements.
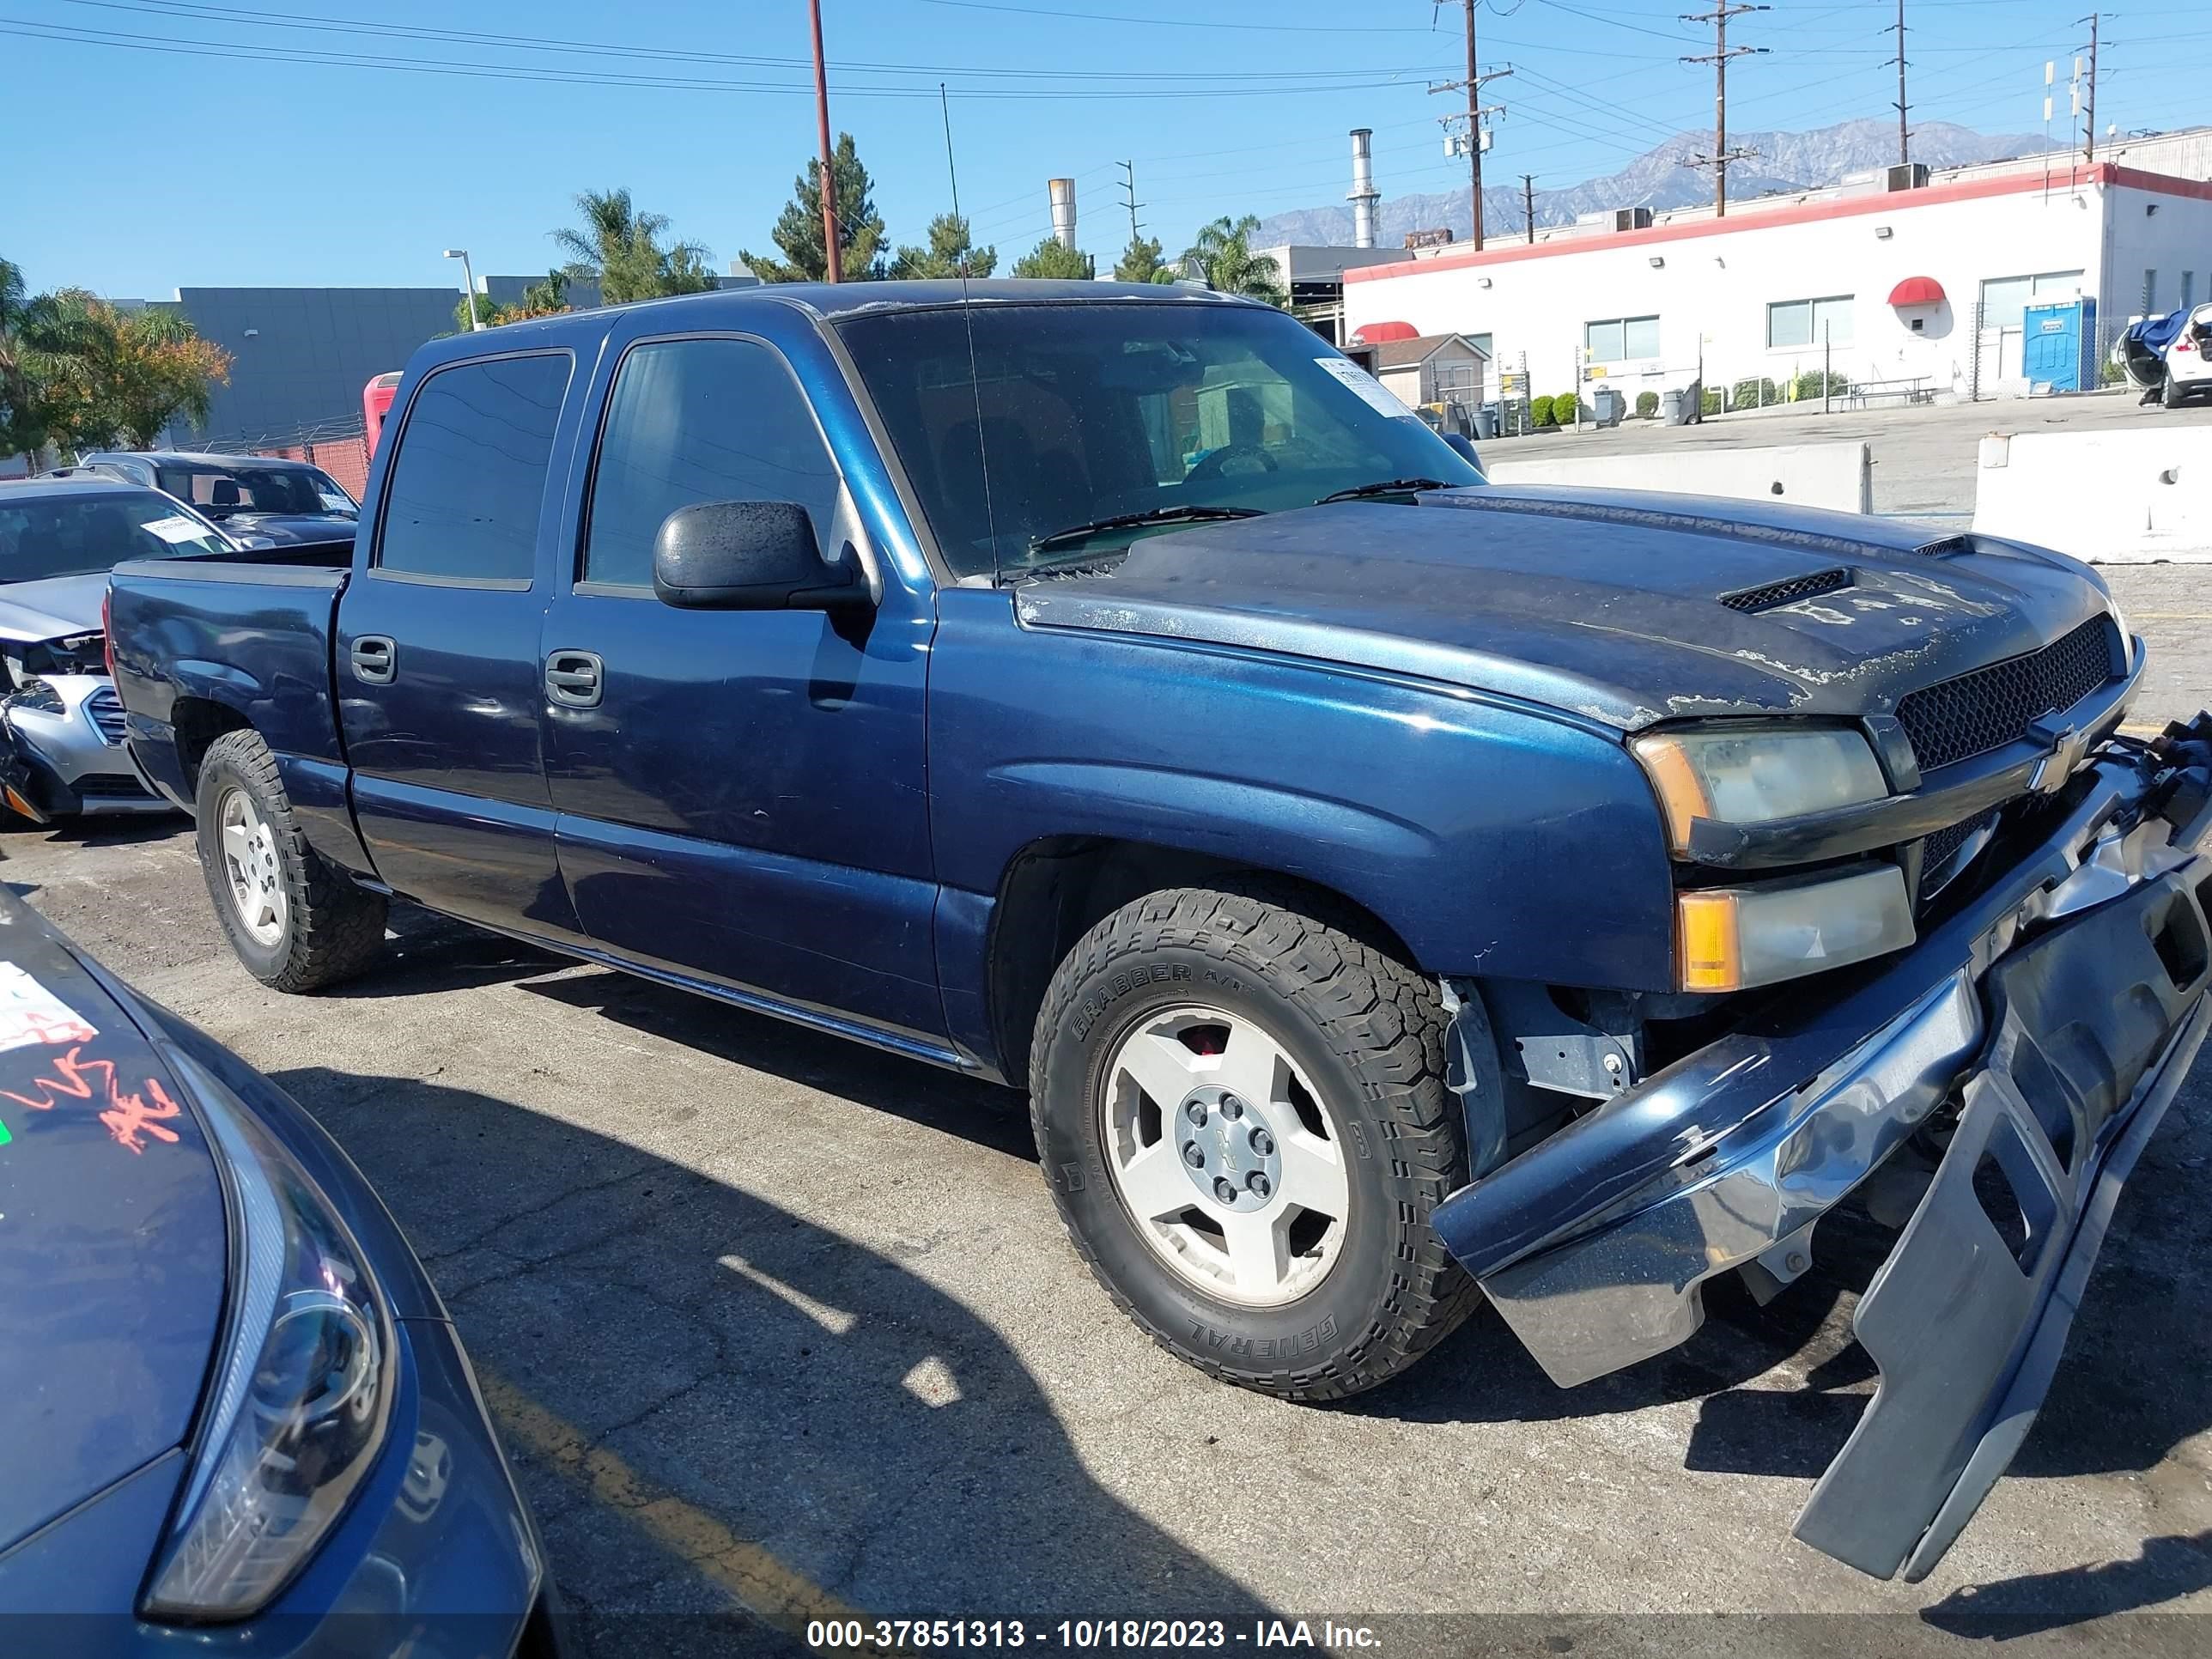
<box><xmin>195</xmin><ymin>728</ymin><xmax>387</xmax><ymax>992</ymax></box>
<box><xmin>1030</xmin><ymin>882</ymin><xmax>1481</xmax><ymax>1400</ymax></box>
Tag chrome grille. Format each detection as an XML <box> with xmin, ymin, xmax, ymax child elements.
<box><xmin>86</xmin><ymin>685</ymin><xmax>127</xmax><ymax>744</ymax></box>
<box><xmin>1893</xmin><ymin>618</ymin><xmax>2116</xmax><ymax>773</ymax></box>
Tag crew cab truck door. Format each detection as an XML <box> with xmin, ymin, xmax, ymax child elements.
<box><xmin>538</xmin><ymin>326</ymin><xmax>940</xmax><ymax>1045</ymax></box>
<box><xmin>336</xmin><ymin>348</ymin><xmax>586</xmax><ymax>939</ymax></box>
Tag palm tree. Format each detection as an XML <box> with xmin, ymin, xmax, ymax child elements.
<box><xmin>1181</xmin><ymin>216</ymin><xmax>1286</xmax><ymax>307</ymax></box>
<box><xmin>551</xmin><ymin>189</ymin><xmax>715</xmax><ymax>306</ymax></box>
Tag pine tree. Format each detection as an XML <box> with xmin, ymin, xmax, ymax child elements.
<box><xmin>740</xmin><ymin>134</ymin><xmax>889</xmax><ymax>283</ymax></box>
<box><xmin>1012</xmin><ymin>237</ymin><xmax>1096</xmax><ymax>281</ymax></box>
<box><xmin>1113</xmin><ymin>234</ymin><xmax>1175</xmax><ymax>283</ymax></box>
<box><xmin>890</xmin><ymin>213</ymin><xmax>997</xmax><ymax>279</ymax></box>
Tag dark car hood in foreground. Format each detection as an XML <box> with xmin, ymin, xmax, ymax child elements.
<box><xmin>1012</xmin><ymin>486</ymin><xmax>2115</xmax><ymax>729</ymax></box>
<box><xmin>0</xmin><ymin>890</ymin><xmax>225</xmax><ymax>1551</ymax></box>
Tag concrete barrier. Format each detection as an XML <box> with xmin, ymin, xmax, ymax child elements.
<box><xmin>1972</xmin><ymin>429</ymin><xmax>2212</xmax><ymax>562</ymax></box>
<box><xmin>1485</xmin><ymin>441</ymin><xmax>1872</xmax><ymax>514</ymax></box>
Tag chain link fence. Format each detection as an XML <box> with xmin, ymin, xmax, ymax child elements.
<box><xmin>197</xmin><ymin>416</ymin><xmax>373</xmax><ymax>502</ymax></box>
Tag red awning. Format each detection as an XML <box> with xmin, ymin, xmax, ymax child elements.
<box><xmin>1887</xmin><ymin>276</ymin><xmax>1945</xmax><ymax>307</ymax></box>
<box><xmin>1350</xmin><ymin>320</ymin><xmax>1420</xmax><ymax>345</ymax></box>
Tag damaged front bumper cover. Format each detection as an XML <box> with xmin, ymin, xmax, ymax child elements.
<box><xmin>1431</xmin><ymin>726</ymin><xmax>2212</xmax><ymax>1583</ymax></box>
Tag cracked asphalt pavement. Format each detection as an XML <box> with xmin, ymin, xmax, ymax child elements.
<box><xmin>7</xmin><ymin>789</ymin><xmax>2211</xmax><ymax>1654</ymax></box>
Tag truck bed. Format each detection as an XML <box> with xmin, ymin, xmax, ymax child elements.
<box><xmin>106</xmin><ymin>547</ymin><xmax>354</xmax><ymax>818</ymax></box>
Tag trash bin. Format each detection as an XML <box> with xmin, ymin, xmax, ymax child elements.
<box><xmin>1661</xmin><ymin>388</ymin><xmax>1688</xmax><ymax>426</ymax></box>
<box><xmin>1473</xmin><ymin>403</ymin><xmax>1499</xmax><ymax>440</ymax></box>
<box><xmin>1592</xmin><ymin>387</ymin><xmax>1626</xmax><ymax>428</ymax></box>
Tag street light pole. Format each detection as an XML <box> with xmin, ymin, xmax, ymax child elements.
<box><xmin>442</xmin><ymin>248</ymin><xmax>482</xmax><ymax>330</ymax></box>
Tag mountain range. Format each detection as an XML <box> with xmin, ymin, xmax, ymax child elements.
<box><xmin>1252</xmin><ymin>118</ymin><xmax>2051</xmax><ymax>246</ymax></box>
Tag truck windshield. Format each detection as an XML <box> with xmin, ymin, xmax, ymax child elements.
<box><xmin>0</xmin><ymin>490</ymin><xmax>231</xmax><ymax>581</ymax></box>
<box><xmin>155</xmin><ymin>464</ymin><xmax>356</xmax><ymax>517</ymax></box>
<box><xmin>836</xmin><ymin>301</ymin><xmax>1484</xmax><ymax>579</ymax></box>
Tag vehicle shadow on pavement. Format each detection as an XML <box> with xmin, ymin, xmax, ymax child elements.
<box><xmin>325</xmin><ymin>905</ymin><xmax>572</xmax><ymax>1000</ymax></box>
<box><xmin>274</xmin><ymin>1063</ymin><xmax>1275</xmax><ymax>1656</ymax></box>
<box><xmin>515</xmin><ymin>967</ymin><xmax>1039</xmax><ymax>1161</ymax></box>
<box><xmin>1917</xmin><ymin>1530</ymin><xmax>2212</xmax><ymax>1638</ymax></box>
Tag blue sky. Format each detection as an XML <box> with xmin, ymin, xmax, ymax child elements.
<box><xmin>7</xmin><ymin>0</ymin><xmax>2206</xmax><ymax>298</ymax></box>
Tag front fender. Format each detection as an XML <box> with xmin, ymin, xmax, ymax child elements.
<box><xmin>929</xmin><ymin>587</ymin><xmax>1677</xmax><ymax>991</ymax></box>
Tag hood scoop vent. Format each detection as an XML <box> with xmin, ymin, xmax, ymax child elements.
<box><xmin>1913</xmin><ymin>535</ymin><xmax>1974</xmax><ymax>558</ymax></box>
<box><xmin>1719</xmin><ymin>567</ymin><xmax>1854</xmax><ymax>613</ymax></box>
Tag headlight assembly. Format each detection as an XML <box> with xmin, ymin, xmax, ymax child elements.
<box><xmin>1632</xmin><ymin>724</ymin><xmax>1890</xmax><ymax>854</ymax></box>
<box><xmin>141</xmin><ymin>1047</ymin><xmax>394</xmax><ymax>1622</ymax></box>
<box><xmin>3</xmin><ymin>677</ymin><xmax>65</xmax><ymax>717</ymax></box>
<box><xmin>1677</xmin><ymin>866</ymin><xmax>1916</xmax><ymax>993</ymax></box>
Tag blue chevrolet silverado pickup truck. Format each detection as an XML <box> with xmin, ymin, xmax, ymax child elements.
<box><xmin>106</xmin><ymin>281</ymin><xmax>2212</xmax><ymax>1582</ymax></box>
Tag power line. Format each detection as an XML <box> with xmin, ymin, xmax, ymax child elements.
<box><xmin>2</xmin><ymin>16</ymin><xmax>1459</xmax><ymax>100</ymax></box>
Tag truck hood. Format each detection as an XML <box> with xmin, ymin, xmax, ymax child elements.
<box><xmin>219</xmin><ymin>511</ymin><xmax>356</xmax><ymax>546</ymax></box>
<box><xmin>0</xmin><ymin>890</ymin><xmax>228</xmax><ymax>1552</ymax></box>
<box><xmin>0</xmin><ymin>574</ymin><xmax>106</xmax><ymax>645</ymax></box>
<box><xmin>1012</xmin><ymin>485</ymin><xmax>2116</xmax><ymax>729</ymax></box>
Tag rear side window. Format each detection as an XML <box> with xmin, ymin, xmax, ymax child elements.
<box><xmin>377</xmin><ymin>352</ymin><xmax>571</xmax><ymax>583</ymax></box>
<box><xmin>582</xmin><ymin>337</ymin><xmax>842</xmax><ymax>588</ymax></box>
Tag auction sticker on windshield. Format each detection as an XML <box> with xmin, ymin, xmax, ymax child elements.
<box><xmin>1314</xmin><ymin>355</ymin><xmax>1420</xmax><ymax>421</ymax></box>
<box><xmin>0</xmin><ymin>963</ymin><xmax>96</xmax><ymax>1054</ymax></box>
<box><xmin>140</xmin><ymin>514</ymin><xmax>215</xmax><ymax>545</ymax></box>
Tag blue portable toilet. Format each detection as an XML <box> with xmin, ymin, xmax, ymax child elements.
<box><xmin>2022</xmin><ymin>296</ymin><xmax>2097</xmax><ymax>392</ymax></box>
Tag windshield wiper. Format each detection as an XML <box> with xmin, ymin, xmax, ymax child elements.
<box><xmin>1026</xmin><ymin>503</ymin><xmax>1264</xmax><ymax>558</ymax></box>
<box><xmin>1316</xmin><ymin>477</ymin><xmax>1452</xmax><ymax>505</ymax></box>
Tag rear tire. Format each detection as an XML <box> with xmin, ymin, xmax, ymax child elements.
<box><xmin>1030</xmin><ymin>883</ymin><xmax>1480</xmax><ymax>1401</ymax></box>
<box><xmin>196</xmin><ymin>728</ymin><xmax>386</xmax><ymax>992</ymax></box>
<box><xmin>2163</xmin><ymin>374</ymin><xmax>2189</xmax><ymax>409</ymax></box>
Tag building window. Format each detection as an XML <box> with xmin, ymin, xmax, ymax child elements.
<box><xmin>1979</xmin><ymin>270</ymin><xmax>2086</xmax><ymax>329</ymax></box>
<box><xmin>1767</xmin><ymin>295</ymin><xmax>1854</xmax><ymax>348</ymax></box>
<box><xmin>1584</xmin><ymin>314</ymin><xmax>1659</xmax><ymax>362</ymax></box>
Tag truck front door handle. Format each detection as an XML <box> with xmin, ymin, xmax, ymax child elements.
<box><xmin>349</xmin><ymin>635</ymin><xmax>396</xmax><ymax>684</ymax></box>
<box><xmin>545</xmin><ymin>649</ymin><xmax>604</xmax><ymax>709</ymax></box>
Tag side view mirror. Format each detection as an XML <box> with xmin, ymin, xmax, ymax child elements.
<box><xmin>1443</xmin><ymin>432</ymin><xmax>1482</xmax><ymax>469</ymax></box>
<box><xmin>652</xmin><ymin>500</ymin><xmax>867</xmax><ymax>612</ymax></box>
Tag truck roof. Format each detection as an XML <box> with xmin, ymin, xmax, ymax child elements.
<box><xmin>404</xmin><ymin>278</ymin><xmax>1256</xmax><ymax>371</ymax></box>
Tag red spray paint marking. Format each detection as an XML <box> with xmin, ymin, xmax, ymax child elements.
<box><xmin>1</xmin><ymin>1047</ymin><xmax>184</xmax><ymax>1154</ymax></box>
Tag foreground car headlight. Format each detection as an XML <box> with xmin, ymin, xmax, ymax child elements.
<box><xmin>142</xmin><ymin>1047</ymin><xmax>394</xmax><ymax>1621</ymax></box>
<box><xmin>3</xmin><ymin>676</ymin><xmax>65</xmax><ymax>716</ymax></box>
<box><xmin>1632</xmin><ymin>725</ymin><xmax>1890</xmax><ymax>854</ymax></box>
<box><xmin>1677</xmin><ymin>865</ymin><xmax>1915</xmax><ymax>992</ymax></box>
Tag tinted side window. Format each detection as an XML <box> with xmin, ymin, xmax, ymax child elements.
<box><xmin>377</xmin><ymin>352</ymin><xmax>571</xmax><ymax>582</ymax></box>
<box><xmin>583</xmin><ymin>337</ymin><xmax>842</xmax><ymax>587</ymax></box>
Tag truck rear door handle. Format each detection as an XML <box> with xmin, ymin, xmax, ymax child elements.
<box><xmin>544</xmin><ymin>649</ymin><xmax>604</xmax><ymax>709</ymax></box>
<box><xmin>350</xmin><ymin>635</ymin><xmax>396</xmax><ymax>684</ymax></box>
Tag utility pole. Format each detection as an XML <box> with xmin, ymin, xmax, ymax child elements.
<box><xmin>810</xmin><ymin>0</ymin><xmax>842</xmax><ymax>283</ymax></box>
<box><xmin>1522</xmin><ymin>173</ymin><xmax>1537</xmax><ymax>244</ymax></box>
<box><xmin>1119</xmin><ymin>160</ymin><xmax>1143</xmax><ymax>246</ymax></box>
<box><xmin>1463</xmin><ymin>0</ymin><xmax>1481</xmax><ymax>246</ymax></box>
<box><xmin>1429</xmin><ymin>3</ymin><xmax>1511</xmax><ymax>250</ymax></box>
<box><xmin>1891</xmin><ymin>0</ymin><xmax>1909</xmax><ymax>167</ymax></box>
<box><xmin>2078</xmin><ymin>13</ymin><xmax>2100</xmax><ymax>167</ymax></box>
<box><xmin>1682</xmin><ymin>4</ymin><xmax>1767</xmax><ymax>219</ymax></box>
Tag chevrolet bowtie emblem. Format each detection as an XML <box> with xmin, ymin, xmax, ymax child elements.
<box><xmin>2026</xmin><ymin>720</ymin><xmax>2089</xmax><ymax>793</ymax></box>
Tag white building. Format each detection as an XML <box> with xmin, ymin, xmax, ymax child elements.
<box><xmin>1341</xmin><ymin>146</ymin><xmax>2212</xmax><ymax>408</ymax></box>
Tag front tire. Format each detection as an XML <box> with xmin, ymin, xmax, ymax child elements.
<box><xmin>196</xmin><ymin>728</ymin><xmax>387</xmax><ymax>991</ymax></box>
<box><xmin>1030</xmin><ymin>884</ymin><xmax>1480</xmax><ymax>1400</ymax></box>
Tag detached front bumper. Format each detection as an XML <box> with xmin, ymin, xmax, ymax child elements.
<box><xmin>1431</xmin><ymin>726</ymin><xmax>2212</xmax><ymax>1582</ymax></box>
